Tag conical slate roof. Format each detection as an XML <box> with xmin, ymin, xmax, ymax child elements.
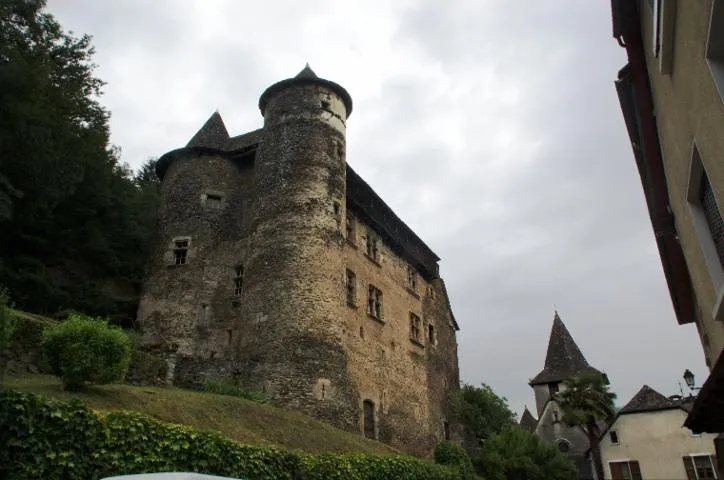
<box><xmin>529</xmin><ymin>312</ymin><xmax>604</xmax><ymax>386</ymax></box>
<box><xmin>619</xmin><ymin>385</ymin><xmax>679</xmax><ymax>414</ymax></box>
<box><xmin>519</xmin><ymin>407</ymin><xmax>538</xmax><ymax>432</ymax></box>
<box><xmin>295</xmin><ymin>63</ymin><xmax>318</xmax><ymax>79</ymax></box>
<box><xmin>186</xmin><ymin>111</ymin><xmax>230</xmax><ymax>150</ymax></box>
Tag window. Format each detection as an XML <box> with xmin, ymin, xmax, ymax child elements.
<box><xmin>198</xmin><ymin>303</ymin><xmax>209</xmax><ymax>325</ymax></box>
<box><xmin>407</xmin><ymin>265</ymin><xmax>418</xmax><ymax>292</ymax></box>
<box><xmin>173</xmin><ymin>239</ymin><xmax>189</xmax><ymax>265</ymax></box>
<box><xmin>204</xmin><ymin>193</ymin><xmax>223</xmax><ymax>209</ymax></box>
<box><xmin>346</xmin><ymin>269</ymin><xmax>357</xmax><ymax>306</ymax></box>
<box><xmin>365</xmin><ymin>229</ymin><xmax>379</xmax><ymax>262</ymax></box>
<box><xmin>233</xmin><ymin>265</ymin><xmax>244</xmax><ymax>296</ymax></box>
<box><xmin>410</xmin><ymin>313</ymin><xmax>421</xmax><ymax>342</ymax></box>
<box><xmin>363</xmin><ymin>400</ymin><xmax>375</xmax><ymax>439</ymax></box>
<box><xmin>367</xmin><ymin>285</ymin><xmax>383</xmax><ymax>320</ymax></box>
<box><xmin>706</xmin><ymin>0</ymin><xmax>724</xmax><ymax>101</ymax></box>
<box><xmin>700</xmin><ymin>172</ymin><xmax>724</xmax><ymax>268</ymax></box>
<box><xmin>552</xmin><ymin>411</ymin><xmax>559</xmax><ymax>423</ymax></box>
<box><xmin>684</xmin><ymin>455</ymin><xmax>718</xmax><ymax>479</ymax></box>
<box><xmin>652</xmin><ymin>0</ymin><xmax>676</xmax><ymax>73</ymax></box>
<box><xmin>333</xmin><ymin>202</ymin><xmax>341</xmax><ymax>230</ymax></box>
<box><xmin>346</xmin><ymin>212</ymin><xmax>356</xmax><ymax>244</ymax></box>
<box><xmin>443</xmin><ymin>420</ymin><xmax>451</xmax><ymax>440</ymax></box>
<box><xmin>427</xmin><ymin>323</ymin><xmax>436</xmax><ymax>345</ymax></box>
<box><xmin>548</xmin><ymin>382</ymin><xmax>559</xmax><ymax>396</ymax></box>
<box><xmin>557</xmin><ymin>440</ymin><xmax>570</xmax><ymax>453</ymax></box>
<box><xmin>609</xmin><ymin>460</ymin><xmax>642</xmax><ymax>480</ymax></box>
<box><xmin>610</xmin><ymin>430</ymin><xmax>620</xmax><ymax>444</ymax></box>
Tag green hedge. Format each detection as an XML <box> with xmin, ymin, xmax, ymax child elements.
<box><xmin>0</xmin><ymin>390</ymin><xmax>471</xmax><ymax>480</ymax></box>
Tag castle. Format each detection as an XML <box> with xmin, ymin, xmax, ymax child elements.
<box><xmin>520</xmin><ymin>312</ymin><xmax>608</xmax><ymax>479</ymax></box>
<box><xmin>136</xmin><ymin>65</ymin><xmax>461</xmax><ymax>455</ymax></box>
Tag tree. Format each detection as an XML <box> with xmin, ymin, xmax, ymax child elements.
<box><xmin>475</xmin><ymin>425</ymin><xmax>577</xmax><ymax>480</ymax></box>
<box><xmin>554</xmin><ymin>372</ymin><xmax>617</xmax><ymax>480</ymax></box>
<box><xmin>0</xmin><ymin>286</ymin><xmax>17</xmax><ymax>393</ymax></box>
<box><xmin>42</xmin><ymin>313</ymin><xmax>132</xmax><ymax>391</ymax></box>
<box><xmin>0</xmin><ymin>1</ymin><xmax>159</xmax><ymax>325</ymax></box>
<box><xmin>449</xmin><ymin>383</ymin><xmax>517</xmax><ymax>443</ymax></box>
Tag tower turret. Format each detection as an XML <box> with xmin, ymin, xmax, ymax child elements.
<box><xmin>239</xmin><ymin>65</ymin><xmax>357</xmax><ymax>428</ymax></box>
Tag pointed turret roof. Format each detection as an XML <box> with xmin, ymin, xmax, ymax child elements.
<box><xmin>186</xmin><ymin>111</ymin><xmax>230</xmax><ymax>150</ymax></box>
<box><xmin>519</xmin><ymin>406</ymin><xmax>538</xmax><ymax>432</ymax></box>
<box><xmin>529</xmin><ymin>312</ymin><xmax>605</xmax><ymax>386</ymax></box>
<box><xmin>619</xmin><ymin>385</ymin><xmax>680</xmax><ymax>414</ymax></box>
<box><xmin>295</xmin><ymin>63</ymin><xmax>318</xmax><ymax>79</ymax></box>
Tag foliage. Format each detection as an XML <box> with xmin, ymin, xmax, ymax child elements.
<box><xmin>0</xmin><ymin>390</ymin><xmax>471</xmax><ymax>480</ymax></box>
<box><xmin>554</xmin><ymin>372</ymin><xmax>616</xmax><ymax>480</ymax></box>
<box><xmin>42</xmin><ymin>313</ymin><xmax>131</xmax><ymax>390</ymax></box>
<box><xmin>205</xmin><ymin>378</ymin><xmax>268</xmax><ymax>404</ymax></box>
<box><xmin>449</xmin><ymin>383</ymin><xmax>517</xmax><ymax>442</ymax></box>
<box><xmin>434</xmin><ymin>441</ymin><xmax>477</xmax><ymax>478</ymax></box>
<box><xmin>0</xmin><ymin>286</ymin><xmax>17</xmax><ymax>391</ymax></box>
<box><xmin>474</xmin><ymin>426</ymin><xmax>577</xmax><ymax>480</ymax></box>
<box><xmin>0</xmin><ymin>0</ymin><xmax>159</xmax><ymax>326</ymax></box>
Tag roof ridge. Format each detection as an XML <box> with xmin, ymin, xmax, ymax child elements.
<box><xmin>620</xmin><ymin>384</ymin><xmax>679</xmax><ymax>414</ymax></box>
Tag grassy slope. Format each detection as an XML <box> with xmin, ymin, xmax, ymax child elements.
<box><xmin>7</xmin><ymin>374</ymin><xmax>398</xmax><ymax>456</ymax></box>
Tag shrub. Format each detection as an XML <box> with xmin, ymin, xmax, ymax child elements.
<box><xmin>0</xmin><ymin>390</ymin><xmax>471</xmax><ymax>480</ymax></box>
<box><xmin>205</xmin><ymin>378</ymin><xmax>268</xmax><ymax>404</ymax></box>
<box><xmin>42</xmin><ymin>313</ymin><xmax>132</xmax><ymax>391</ymax></box>
<box><xmin>434</xmin><ymin>441</ymin><xmax>476</xmax><ymax>478</ymax></box>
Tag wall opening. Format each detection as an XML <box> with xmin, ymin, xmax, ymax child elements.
<box><xmin>443</xmin><ymin>420</ymin><xmax>451</xmax><ymax>440</ymax></box>
<box><xmin>363</xmin><ymin>400</ymin><xmax>375</xmax><ymax>439</ymax></box>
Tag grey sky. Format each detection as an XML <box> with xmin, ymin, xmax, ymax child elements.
<box><xmin>49</xmin><ymin>0</ymin><xmax>708</xmax><ymax>417</ymax></box>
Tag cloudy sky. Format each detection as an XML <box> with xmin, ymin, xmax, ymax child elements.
<box><xmin>49</xmin><ymin>0</ymin><xmax>707</xmax><ymax>417</ymax></box>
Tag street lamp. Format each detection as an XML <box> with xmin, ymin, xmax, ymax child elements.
<box><xmin>683</xmin><ymin>369</ymin><xmax>701</xmax><ymax>392</ymax></box>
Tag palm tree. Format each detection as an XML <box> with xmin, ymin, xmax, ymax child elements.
<box><xmin>555</xmin><ymin>372</ymin><xmax>617</xmax><ymax>480</ymax></box>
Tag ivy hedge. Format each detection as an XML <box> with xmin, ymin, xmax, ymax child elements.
<box><xmin>0</xmin><ymin>390</ymin><xmax>470</xmax><ymax>480</ymax></box>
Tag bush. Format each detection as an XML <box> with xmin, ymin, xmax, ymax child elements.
<box><xmin>0</xmin><ymin>390</ymin><xmax>471</xmax><ymax>480</ymax></box>
<box><xmin>205</xmin><ymin>379</ymin><xmax>268</xmax><ymax>404</ymax></box>
<box><xmin>42</xmin><ymin>313</ymin><xmax>132</xmax><ymax>391</ymax></box>
<box><xmin>434</xmin><ymin>441</ymin><xmax>476</xmax><ymax>478</ymax></box>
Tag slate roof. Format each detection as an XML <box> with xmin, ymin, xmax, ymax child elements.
<box><xmin>519</xmin><ymin>407</ymin><xmax>538</xmax><ymax>432</ymax></box>
<box><xmin>619</xmin><ymin>385</ymin><xmax>680</xmax><ymax>414</ymax></box>
<box><xmin>186</xmin><ymin>111</ymin><xmax>229</xmax><ymax>150</ymax></box>
<box><xmin>529</xmin><ymin>312</ymin><xmax>605</xmax><ymax>386</ymax></box>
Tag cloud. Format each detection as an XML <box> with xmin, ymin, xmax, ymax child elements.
<box><xmin>48</xmin><ymin>0</ymin><xmax>708</xmax><ymax>418</ymax></box>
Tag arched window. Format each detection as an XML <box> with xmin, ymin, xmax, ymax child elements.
<box><xmin>363</xmin><ymin>400</ymin><xmax>375</xmax><ymax>439</ymax></box>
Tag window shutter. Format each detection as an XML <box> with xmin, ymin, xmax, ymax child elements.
<box><xmin>610</xmin><ymin>462</ymin><xmax>623</xmax><ymax>480</ymax></box>
<box><xmin>630</xmin><ymin>461</ymin><xmax>642</xmax><ymax>480</ymax></box>
<box><xmin>683</xmin><ymin>456</ymin><xmax>696</xmax><ymax>480</ymax></box>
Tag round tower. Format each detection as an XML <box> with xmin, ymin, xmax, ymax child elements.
<box><xmin>240</xmin><ymin>65</ymin><xmax>357</xmax><ymax>428</ymax></box>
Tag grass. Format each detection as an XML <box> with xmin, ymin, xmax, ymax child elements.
<box><xmin>7</xmin><ymin>374</ymin><xmax>399</xmax><ymax>456</ymax></box>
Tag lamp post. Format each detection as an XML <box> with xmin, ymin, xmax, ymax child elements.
<box><xmin>683</xmin><ymin>369</ymin><xmax>701</xmax><ymax>394</ymax></box>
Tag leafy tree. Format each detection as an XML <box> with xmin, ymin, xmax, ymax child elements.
<box><xmin>554</xmin><ymin>372</ymin><xmax>617</xmax><ymax>480</ymax></box>
<box><xmin>0</xmin><ymin>1</ymin><xmax>159</xmax><ymax>325</ymax></box>
<box><xmin>0</xmin><ymin>286</ymin><xmax>17</xmax><ymax>393</ymax></box>
<box><xmin>475</xmin><ymin>425</ymin><xmax>577</xmax><ymax>480</ymax></box>
<box><xmin>42</xmin><ymin>313</ymin><xmax>132</xmax><ymax>391</ymax></box>
<box><xmin>449</xmin><ymin>383</ymin><xmax>517</xmax><ymax>443</ymax></box>
<box><xmin>434</xmin><ymin>441</ymin><xmax>476</xmax><ymax>479</ymax></box>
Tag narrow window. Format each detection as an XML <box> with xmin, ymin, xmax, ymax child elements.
<box><xmin>346</xmin><ymin>212</ymin><xmax>356</xmax><ymax>244</ymax></box>
<box><xmin>365</xmin><ymin>229</ymin><xmax>379</xmax><ymax>262</ymax></box>
<box><xmin>410</xmin><ymin>313</ymin><xmax>421</xmax><ymax>342</ymax></box>
<box><xmin>548</xmin><ymin>382</ymin><xmax>559</xmax><ymax>396</ymax></box>
<box><xmin>346</xmin><ymin>269</ymin><xmax>357</xmax><ymax>306</ymax></box>
<box><xmin>552</xmin><ymin>411</ymin><xmax>559</xmax><ymax>423</ymax></box>
<box><xmin>427</xmin><ymin>324</ymin><xmax>436</xmax><ymax>345</ymax></box>
<box><xmin>609</xmin><ymin>430</ymin><xmax>619</xmax><ymax>444</ymax></box>
<box><xmin>363</xmin><ymin>400</ymin><xmax>375</xmax><ymax>439</ymax></box>
<box><xmin>407</xmin><ymin>265</ymin><xmax>417</xmax><ymax>292</ymax></box>
<box><xmin>227</xmin><ymin>329</ymin><xmax>233</xmax><ymax>345</ymax></box>
<box><xmin>333</xmin><ymin>202</ymin><xmax>341</xmax><ymax>230</ymax></box>
<box><xmin>205</xmin><ymin>193</ymin><xmax>223</xmax><ymax>209</ymax></box>
<box><xmin>198</xmin><ymin>303</ymin><xmax>209</xmax><ymax>325</ymax></box>
<box><xmin>233</xmin><ymin>265</ymin><xmax>244</xmax><ymax>296</ymax></box>
<box><xmin>443</xmin><ymin>420</ymin><xmax>450</xmax><ymax>440</ymax></box>
<box><xmin>367</xmin><ymin>285</ymin><xmax>383</xmax><ymax>320</ymax></box>
<box><xmin>359</xmin><ymin>326</ymin><xmax>364</xmax><ymax>339</ymax></box>
<box><xmin>173</xmin><ymin>239</ymin><xmax>189</xmax><ymax>265</ymax></box>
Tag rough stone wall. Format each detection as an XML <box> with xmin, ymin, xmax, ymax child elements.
<box><xmin>341</xmin><ymin>212</ymin><xmax>459</xmax><ymax>456</ymax></box>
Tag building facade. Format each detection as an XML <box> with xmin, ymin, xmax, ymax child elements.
<box><xmin>611</xmin><ymin>0</ymin><xmax>724</xmax><ymax>467</ymax></box>
<box><xmin>136</xmin><ymin>66</ymin><xmax>461</xmax><ymax>456</ymax></box>
<box><xmin>598</xmin><ymin>385</ymin><xmax>718</xmax><ymax>480</ymax></box>
<box><xmin>524</xmin><ymin>312</ymin><xmax>609</xmax><ymax>479</ymax></box>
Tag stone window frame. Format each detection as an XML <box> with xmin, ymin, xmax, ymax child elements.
<box><xmin>362</xmin><ymin>399</ymin><xmax>376</xmax><ymax>439</ymax></box>
<box><xmin>345</xmin><ymin>269</ymin><xmax>357</xmax><ymax>307</ymax></box>
<box><xmin>442</xmin><ymin>419</ymin><xmax>451</xmax><ymax>441</ymax></box>
<box><xmin>197</xmin><ymin>302</ymin><xmax>209</xmax><ymax>326</ymax></box>
<box><xmin>410</xmin><ymin>312</ymin><xmax>422</xmax><ymax>346</ymax></box>
<box><xmin>706</xmin><ymin>0</ymin><xmax>724</xmax><ymax>104</ymax></box>
<box><xmin>555</xmin><ymin>438</ymin><xmax>571</xmax><ymax>454</ymax></box>
<box><xmin>332</xmin><ymin>201</ymin><xmax>341</xmax><ymax>231</ymax></box>
<box><xmin>233</xmin><ymin>265</ymin><xmax>244</xmax><ymax>297</ymax></box>
<box><xmin>200</xmin><ymin>189</ymin><xmax>226</xmax><ymax>209</ymax></box>
<box><xmin>367</xmin><ymin>285</ymin><xmax>383</xmax><ymax>322</ymax></box>
<box><xmin>365</xmin><ymin>228</ymin><xmax>380</xmax><ymax>264</ymax></box>
<box><xmin>426</xmin><ymin>321</ymin><xmax>437</xmax><ymax>346</ymax></box>
<box><xmin>686</xmin><ymin>143</ymin><xmax>724</xmax><ymax>321</ymax></box>
<box><xmin>171</xmin><ymin>236</ymin><xmax>191</xmax><ymax>266</ymax></box>
<box><xmin>346</xmin><ymin>211</ymin><xmax>357</xmax><ymax>245</ymax></box>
